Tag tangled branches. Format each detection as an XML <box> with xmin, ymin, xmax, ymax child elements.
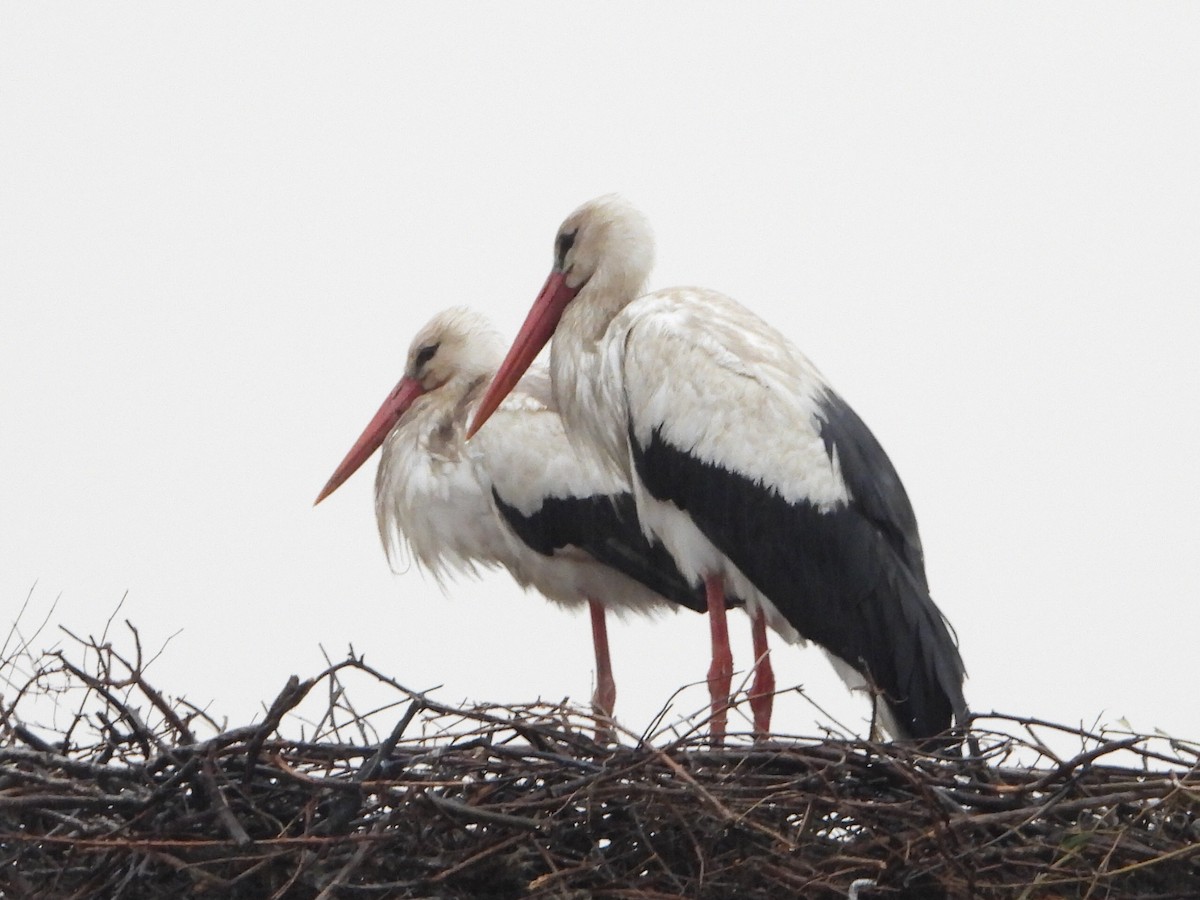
<box><xmin>1</xmin><ymin>622</ymin><xmax>1198</xmax><ymax>898</ymax></box>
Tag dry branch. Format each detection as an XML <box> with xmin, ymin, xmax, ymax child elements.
<box><xmin>1</xmin><ymin>624</ymin><xmax>1197</xmax><ymax>899</ymax></box>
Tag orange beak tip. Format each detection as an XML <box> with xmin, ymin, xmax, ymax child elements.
<box><xmin>313</xmin><ymin>480</ymin><xmax>336</xmax><ymax>506</ymax></box>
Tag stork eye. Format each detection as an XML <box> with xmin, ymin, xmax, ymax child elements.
<box><xmin>415</xmin><ymin>343</ymin><xmax>439</xmax><ymax>368</ymax></box>
<box><xmin>555</xmin><ymin>230</ymin><xmax>577</xmax><ymax>269</ymax></box>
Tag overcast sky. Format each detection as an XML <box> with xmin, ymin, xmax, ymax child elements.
<box><xmin>3</xmin><ymin>4</ymin><xmax>1198</xmax><ymax>745</ymax></box>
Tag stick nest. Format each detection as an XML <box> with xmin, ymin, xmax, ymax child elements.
<box><xmin>2</xmin><ymin>622</ymin><xmax>1198</xmax><ymax>899</ymax></box>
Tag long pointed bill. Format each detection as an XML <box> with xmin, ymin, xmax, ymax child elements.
<box><xmin>465</xmin><ymin>270</ymin><xmax>578</xmax><ymax>439</ymax></box>
<box><xmin>314</xmin><ymin>377</ymin><xmax>425</xmax><ymax>505</ymax></box>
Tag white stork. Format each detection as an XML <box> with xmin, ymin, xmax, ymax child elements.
<box><xmin>468</xmin><ymin>196</ymin><xmax>968</xmax><ymax>744</ymax></box>
<box><xmin>314</xmin><ymin>307</ymin><xmax>715</xmax><ymax>731</ymax></box>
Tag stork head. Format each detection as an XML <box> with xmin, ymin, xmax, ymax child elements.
<box><xmin>467</xmin><ymin>195</ymin><xmax>654</xmax><ymax>438</ymax></box>
<box><xmin>315</xmin><ymin>307</ymin><xmax>503</xmax><ymax>504</ymax></box>
<box><xmin>404</xmin><ymin>306</ymin><xmax>506</xmax><ymax>393</ymax></box>
<box><xmin>555</xmin><ymin>194</ymin><xmax>655</xmax><ymax>300</ymax></box>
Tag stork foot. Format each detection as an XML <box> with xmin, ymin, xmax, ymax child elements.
<box><xmin>749</xmin><ymin>608</ymin><xmax>775</xmax><ymax>741</ymax></box>
<box><xmin>588</xmin><ymin>599</ymin><xmax>617</xmax><ymax>745</ymax></box>
<box><xmin>591</xmin><ymin>668</ymin><xmax>617</xmax><ymax>744</ymax></box>
<box><xmin>705</xmin><ymin>576</ymin><xmax>732</xmax><ymax>744</ymax></box>
<box><xmin>591</xmin><ymin>698</ymin><xmax>617</xmax><ymax>745</ymax></box>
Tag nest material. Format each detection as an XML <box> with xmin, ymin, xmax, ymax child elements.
<box><xmin>1</xmin><ymin>623</ymin><xmax>1198</xmax><ymax>899</ymax></box>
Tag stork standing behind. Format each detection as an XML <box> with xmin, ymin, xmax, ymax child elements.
<box><xmin>315</xmin><ymin>307</ymin><xmax>717</xmax><ymax>733</ymax></box>
<box><xmin>469</xmin><ymin>196</ymin><xmax>968</xmax><ymax>744</ymax></box>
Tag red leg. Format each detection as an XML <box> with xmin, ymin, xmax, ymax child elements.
<box><xmin>588</xmin><ymin>599</ymin><xmax>616</xmax><ymax>741</ymax></box>
<box><xmin>749</xmin><ymin>607</ymin><xmax>775</xmax><ymax>739</ymax></box>
<box><xmin>705</xmin><ymin>575</ymin><xmax>733</xmax><ymax>743</ymax></box>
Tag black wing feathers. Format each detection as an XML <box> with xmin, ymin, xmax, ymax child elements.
<box><xmin>491</xmin><ymin>490</ymin><xmax>710</xmax><ymax>614</ymax></box>
<box><xmin>630</xmin><ymin>413</ymin><xmax>967</xmax><ymax>741</ymax></box>
<box><xmin>815</xmin><ymin>391</ymin><xmax>928</xmax><ymax>590</ymax></box>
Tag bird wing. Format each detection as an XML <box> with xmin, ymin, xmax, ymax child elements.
<box><xmin>618</xmin><ymin>288</ymin><xmax>966</xmax><ymax>738</ymax></box>
<box><xmin>813</xmin><ymin>388</ymin><xmax>928</xmax><ymax>589</ymax></box>
<box><xmin>472</xmin><ymin>371</ymin><xmax>709</xmax><ymax>613</ymax></box>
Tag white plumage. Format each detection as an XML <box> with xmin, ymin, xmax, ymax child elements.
<box><xmin>589</xmin><ymin>288</ymin><xmax>851</xmax><ymax>641</ymax></box>
<box><xmin>470</xmin><ymin>195</ymin><xmax>968</xmax><ymax>744</ymax></box>
<box><xmin>317</xmin><ymin>306</ymin><xmax>709</xmax><ymax>729</ymax></box>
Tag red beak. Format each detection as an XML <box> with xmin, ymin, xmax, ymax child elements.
<box><xmin>466</xmin><ymin>270</ymin><xmax>579</xmax><ymax>438</ymax></box>
<box><xmin>314</xmin><ymin>377</ymin><xmax>426</xmax><ymax>505</ymax></box>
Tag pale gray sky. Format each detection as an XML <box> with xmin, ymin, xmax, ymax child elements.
<box><xmin>3</xmin><ymin>4</ymin><xmax>1198</xmax><ymax>742</ymax></box>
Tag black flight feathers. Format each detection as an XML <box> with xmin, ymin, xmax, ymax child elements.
<box><xmin>628</xmin><ymin>390</ymin><xmax>968</xmax><ymax>742</ymax></box>
<box><xmin>491</xmin><ymin>489</ymin><xmax>721</xmax><ymax>614</ymax></box>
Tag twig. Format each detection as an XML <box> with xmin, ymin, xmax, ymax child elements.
<box><xmin>426</xmin><ymin>792</ymin><xmax>546</xmax><ymax>832</ymax></box>
<box><xmin>242</xmin><ymin>675</ymin><xmax>316</xmax><ymax>786</ymax></box>
<box><xmin>200</xmin><ymin>754</ymin><xmax>252</xmax><ymax>847</ymax></box>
